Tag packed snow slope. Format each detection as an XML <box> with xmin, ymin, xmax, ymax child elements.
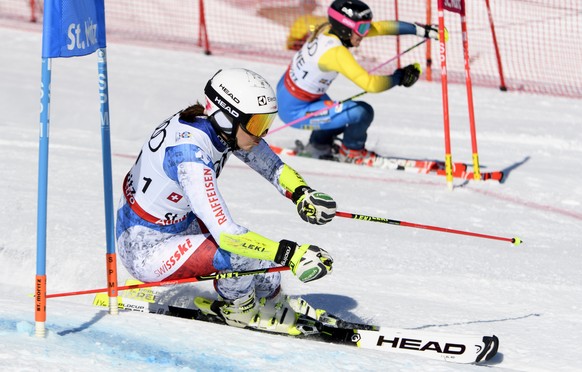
<box><xmin>0</xmin><ymin>27</ymin><xmax>581</xmax><ymax>371</ymax></box>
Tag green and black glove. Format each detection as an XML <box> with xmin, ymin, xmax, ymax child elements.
<box><xmin>292</xmin><ymin>186</ymin><xmax>336</xmax><ymax>225</ymax></box>
<box><xmin>275</xmin><ymin>240</ymin><xmax>333</xmax><ymax>283</ymax></box>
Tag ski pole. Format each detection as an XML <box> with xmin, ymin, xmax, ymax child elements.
<box><xmin>45</xmin><ymin>266</ymin><xmax>290</xmax><ymax>299</ymax></box>
<box><xmin>336</xmin><ymin>211</ymin><xmax>523</xmax><ymax>246</ymax></box>
<box><xmin>368</xmin><ymin>38</ymin><xmax>428</xmax><ymax>74</ymax></box>
<box><xmin>267</xmin><ymin>91</ymin><xmax>365</xmax><ymax>136</ymax></box>
<box><xmin>268</xmin><ymin>39</ymin><xmax>427</xmax><ymax>136</ymax></box>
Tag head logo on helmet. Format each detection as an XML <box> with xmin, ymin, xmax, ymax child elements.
<box><xmin>219</xmin><ymin>83</ymin><xmax>241</xmax><ymax>104</ymax></box>
<box><xmin>212</xmin><ymin>94</ymin><xmax>240</xmax><ymax>118</ymax></box>
<box><xmin>204</xmin><ymin>68</ymin><xmax>278</xmax><ymax>149</ymax></box>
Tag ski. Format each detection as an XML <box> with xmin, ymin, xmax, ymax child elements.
<box><xmin>269</xmin><ymin>142</ymin><xmax>504</xmax><ymax>182</ymax></box>
<box><xmin>269</xmin><ymin>142</ymin><xmax>468</xmax><ymax>172</ymax></box>
<box><xmin>93</xmin><ymin>285</ymin><xmax>499</xmax><ymax>365</ymax></box>
<box><xmin>431</xmin><ymin>167</ymin><xmax>504</xmax><ymax>182</ymax></box>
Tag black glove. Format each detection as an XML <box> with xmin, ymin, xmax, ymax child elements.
<box><xmin>394</xmin><ymin>63</ymin><xmax>422</xmax><ymax>88</ymax></box>
<box><xmin>292</xmin><ymin>186</ymin><xmax>336</xmax><ymax>225</ymax></box>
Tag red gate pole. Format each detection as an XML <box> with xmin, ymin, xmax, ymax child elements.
<box><xmin>460</xmin><ymin>3</ymin><xmax>481</xmax><ymax>180</ymax></box>
<box><xmin>425</xmin><ymin>0</ymin><xmax>433</xmax><ymax>81</ymax></box>
<box><xmin>29</xmin><ymin>0</ymin><xmax>37</xmax><ymax>22</ymax></box>
<box><xmin>484</xmin><ymin>0</ymin><xmax>507</xmax><ymax>91</ymax></box>
<box><xmin>437</xmin><ymin>0</ymin><xmax>454</xmax><ymax>190</ymax></box>
<box><xmin>198</xmin><ymin>0</ymin><xmax>211</xmax><ymax>55</ymax></box>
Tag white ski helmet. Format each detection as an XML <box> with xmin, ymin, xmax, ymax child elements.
<box><xmin>204</xmin><ymin>68</ymin><xmax>278</xmax><ymax>144</ymax></box>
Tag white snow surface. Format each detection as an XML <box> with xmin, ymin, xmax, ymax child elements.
<box><xmin>1</xmin><ymin>26</ymin><xmax>581</xmax><ymax>371</ymax></box>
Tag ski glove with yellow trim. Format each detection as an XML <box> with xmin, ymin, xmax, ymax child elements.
<box><xmin>275</xmin><ymin>240</ymin><xmax>333</xmax><ymax>283</ymax></box>
<box><xmin>415</xmin><ymin>23</ymin><xmax>448</xmax><ymax>42</ymax></box>
<box><xmin>292</xmin><ymin>186</ymin><xmax>336</xmax><ymax>225</ymax></box>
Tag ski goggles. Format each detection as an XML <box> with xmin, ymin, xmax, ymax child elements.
<box><xmin>328</xmin><ymin>8</ymin><xmax>372</xmax><ymax>37</ymax></box>
<box><xmin>212</xmin><ymin>110</ymin><xmax>276</xmax><ymax>138</ymax></box>
<box><xmin>240</xmin><ymin>112</ymin><xmax>277</xmax><ymax>138</ymax></box>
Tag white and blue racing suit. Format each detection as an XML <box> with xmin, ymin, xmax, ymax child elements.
<box><xmin>116</xmin><ymin>112</ymin><xmax>307</xmax><ymax>300</ymax></box>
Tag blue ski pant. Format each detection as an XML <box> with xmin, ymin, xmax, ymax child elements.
<box><xmin>276</xmin><ymin>76</ymin><xmax>374</xmax><ymax>150</ymax></box>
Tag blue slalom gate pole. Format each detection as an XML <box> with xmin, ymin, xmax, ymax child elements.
<box><xmin>97</xmin><ymin>48</ymin><xmax>119</xmax><ymax>314</ymax></box>
<box><xmin>35</xmin><ymin>57</ymin><xmax>52</xmax><ymax>337</ymax></box>
<box><xmin>36</xmin><ymin>0</ymin><xmax>111</xmax><ymax>336</ymax></box>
